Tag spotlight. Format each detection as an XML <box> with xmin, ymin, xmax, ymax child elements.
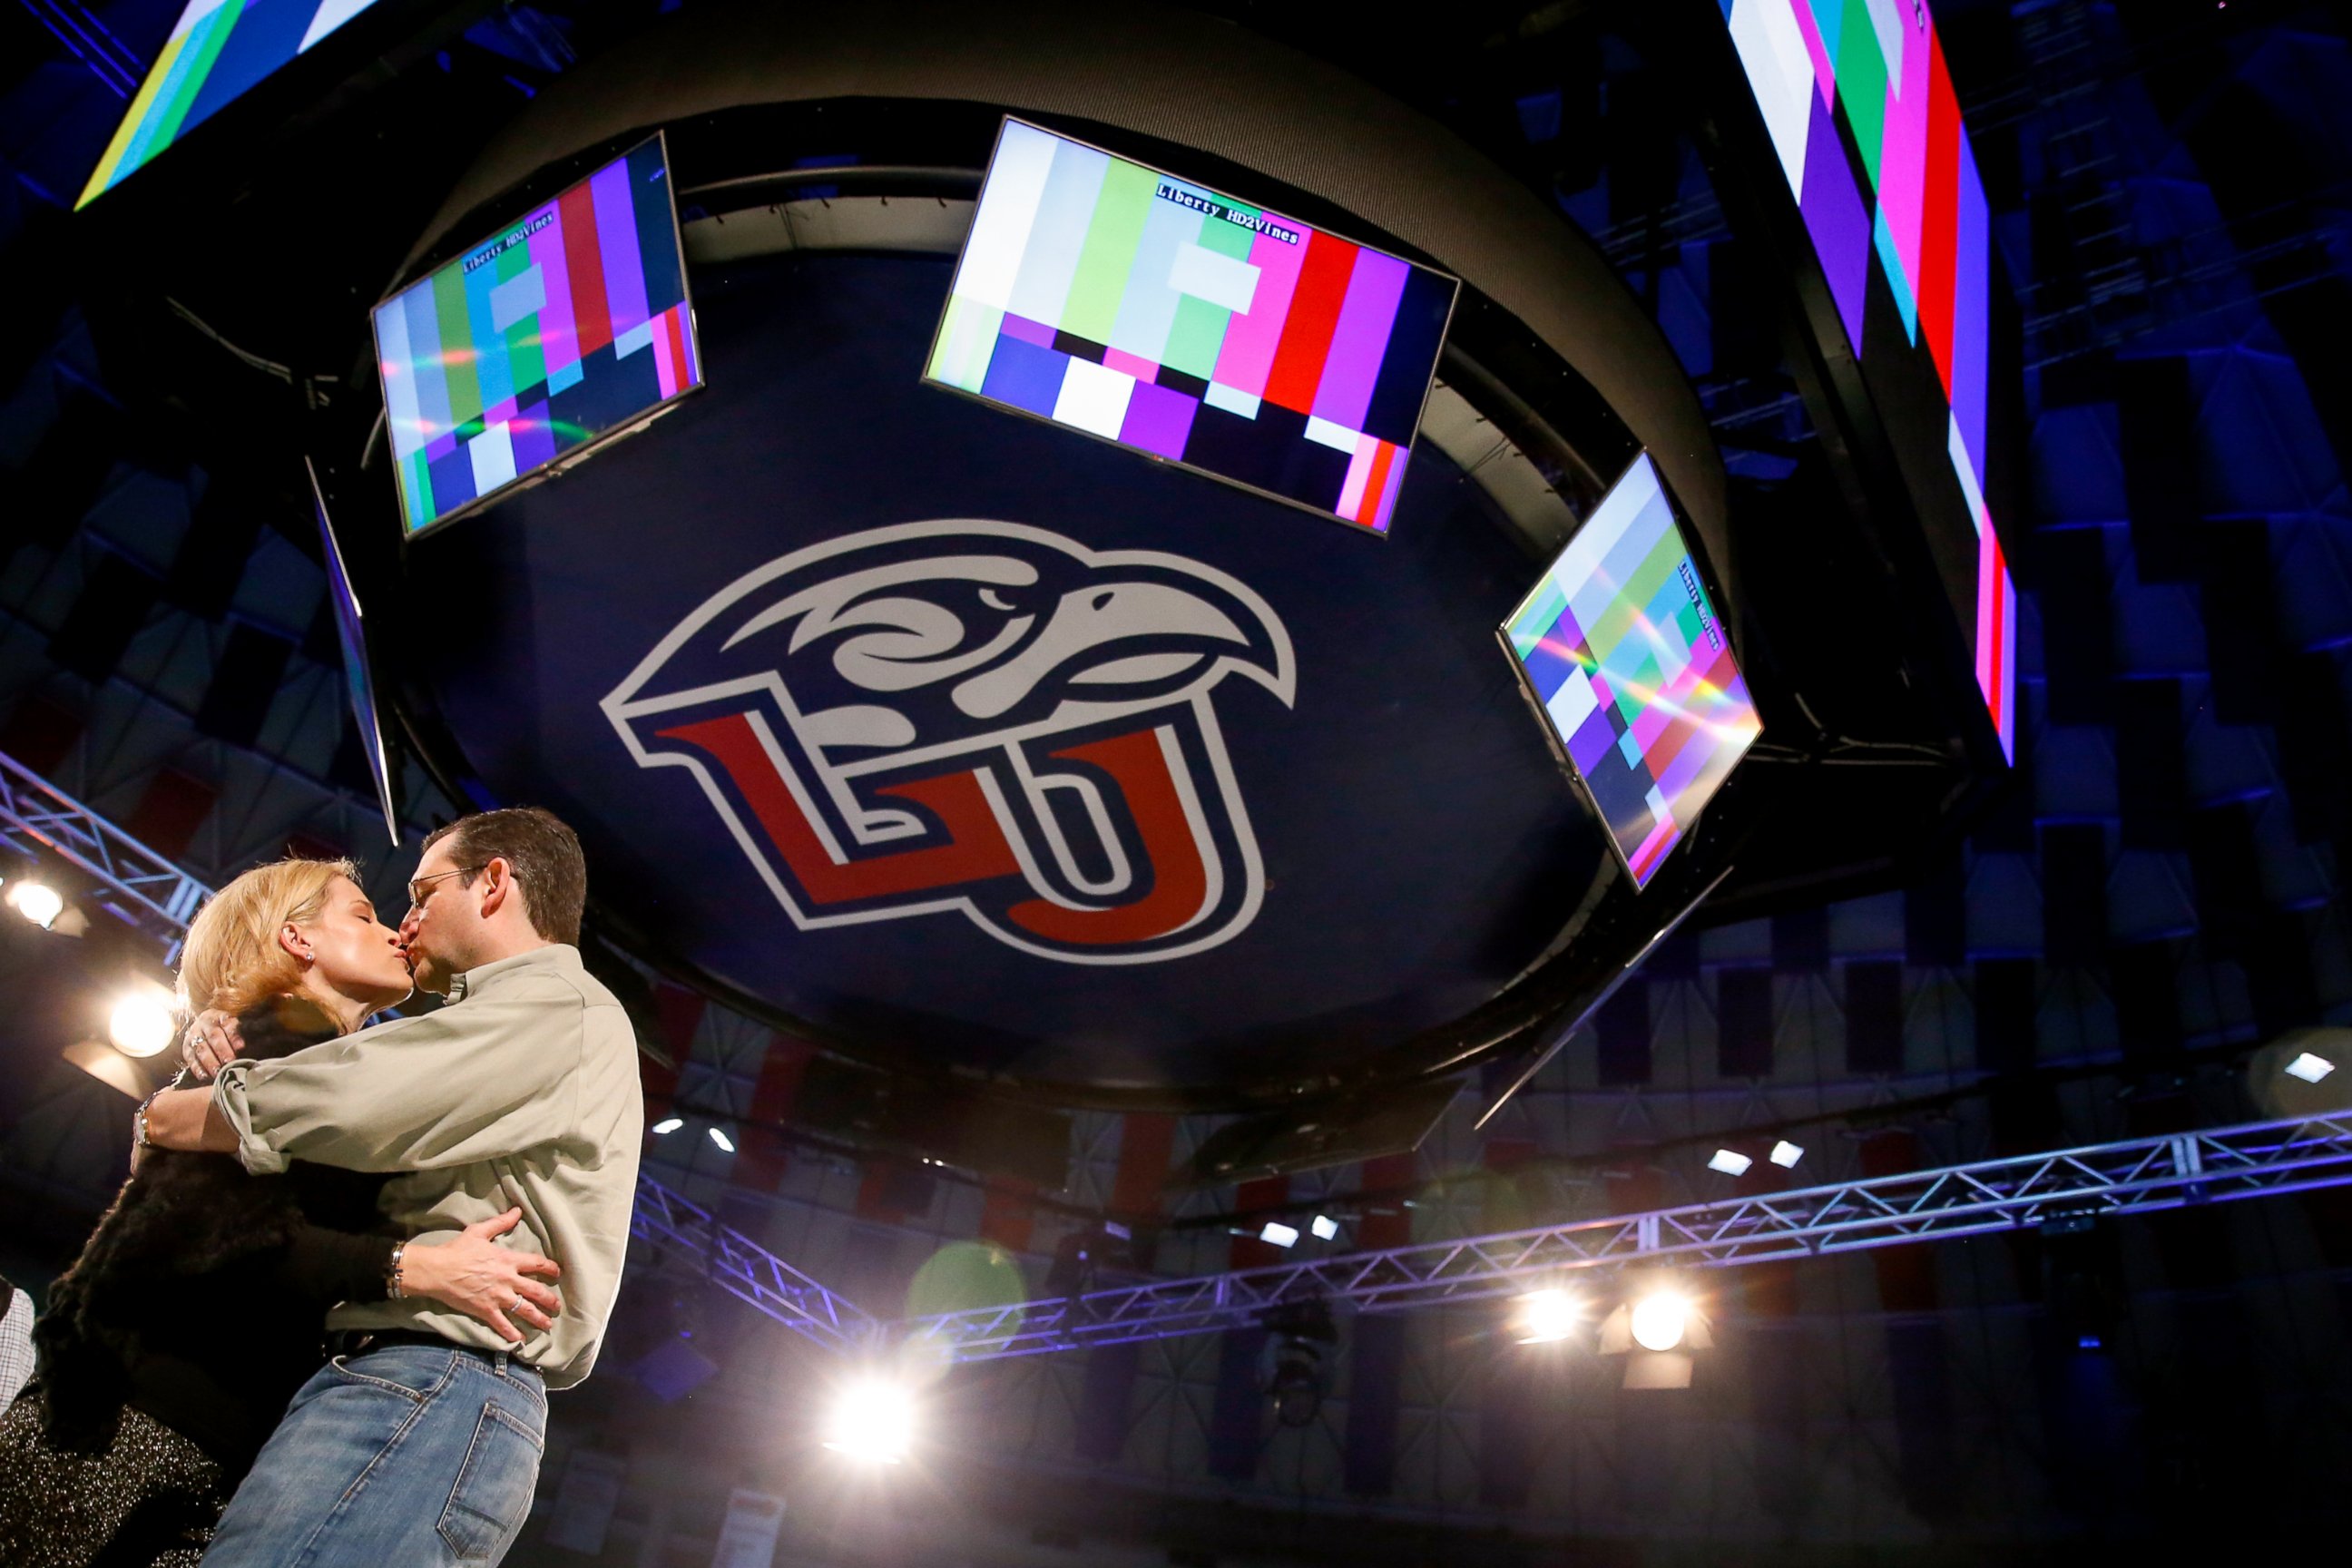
<box><xmin>108</xmin><ymin>984</ymin><xmax>176</xmax><ymax>1058</ymax></box>
<box><xmin>1599</xmin><ymin>1279</ymin><xmax>1711</xmax><ymax>1387</ymax></box>
<box><xmin>1259</xmin><ymin>1221</ymin><xmax>1298</xmax><ymax>1249</ymax></box>
<box><xmin>1769</xmin><ymin>1140</ymin><xmax>1804</xmax><ymax>1168</ymax></box>
<box><xmin>6</xmin><ymin>880</ymin><xmax>64</xmax><ymax>929</ymax></box>
<box><xmin>1629</xmin><ymin>1292</ymin><xmax>1690</xmax><ymax>1352</ymax></box>
<box><xmin>821</xmin><ymin>1374</ymin><xmax>915</xmax><ymax>1464</ymax></box>
<box><xmin>708</xmin><ymin>1127</ymin><xmax>735</xmax><ymax>1153</ymax></box>
<box><xmin>1309</xmin><ymin>1215</ymin><xmax>1339</xmax><ymax>1241</ymax></box>
<box><xmin>2286</xmin><ymin>1053</ymin><xmax>2337</xmax><ymax>1084</ymax></box>
<box><xmin>1707</xmin><ymin>1148</ymin><xmax>1753</xmax><ymax>1177</ymax></box>
<box><xmin>1514</xmin><ymin>1288</ymin><xmax>1580</xmax><ymax>1345</ymax></box>
<box><xmin>651</xmin><ymin>1117</ymin><xmax>683</xmax><ymax>1134</ymax></box>
<box><xmin>1256</xmin><ymin>1300</ymin><xmax>1337</xmax><ymax>1427</ymax></box>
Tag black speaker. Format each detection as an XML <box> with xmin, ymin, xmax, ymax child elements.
<box><xmin>2196</xmin><ymin>518</ymin><xmax>2278</xmax><ymax>725</ymax></box>
<box><xmin>2114</xmin><ymin>678</ymin><xmax>2186</xmax><ymax>850</ymax></box>
<box><xmin>1592</xmin><ymin>980</ymin><xmax>1651</xmax><ymax>1087</ymax></box>
<box><xmin>2036</xmin><ymin>527</ymin><xmax>2113</xmax><ymax>723</ymax></box>
<box><xmin>1844</xmin><ymin>961</ymin><xmax>1905</xmax><ymax>1075</ymax></box>
<box><xmin>15</xmin><ymin>389</ymin><xmax>122</xmax><ymax>552</ymax></box>
<box><xmin>1905</xmin><ymin>849</ymin><xmax>1967</xmax><ymax>966</ymax></box>
<box><xmin>1973</xmin><ymin>957</ymin><xmax>2039</xmax><ymax>1076</ymax></box>
<box><xmin>2271</xmin><ymin>650</ymin><xmax>2352</xmax><ymax>844</ymax></box>
<box><xmin>2118</xmin><ymin>357</ymin><xmax>2199</xmax><ymax>583</ymax></box>
<box><xmin>1716</xmin><ymin>967</ymin><xmax>1774</xmax><ymax>1079</ymax></box>
<box><xmin>1771</xmin><ymin>906</ymin><xmax>1828</xmax><ymax>973</ymax></box>
<box><xmin>47</xmin><ymin>550</ymin><xmax>162</xmax><ymax>681</ymax></box>
<box><xmin>165</xmin><ymin>470</ymin><xmax>266</xmax><ymax>619</ymax></box>
<box><xmin>2183</xmin><ymin>799</ymin><xmax>2264</xmax><ymax>954</ymax></box>
<box><xmin>2038</xmin><ymin>822</ymin><xmax>2110</xmax><ymax>968</ymax></box>
<box><xmin>2108</xmin><ymin>939</ymin><xmax>2182</xmax><ymax>1063</ymax></box>
<box><xmin>2241</xmin><ymin>911</ymin><xmax>2318</xmax><ymax>1040</ymax></box>
<box><xmin>193</xmin><ymin>622</ymin><xmax>295</xmax><ymax>748</ymax></box>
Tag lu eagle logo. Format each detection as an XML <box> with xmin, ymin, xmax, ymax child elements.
<box><xmin>602</xmin><ymin>521</ymin><xmax>1295</xmax><ymax>965</ymax></box>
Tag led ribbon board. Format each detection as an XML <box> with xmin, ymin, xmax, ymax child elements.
<box><xmin>373</xmin><ymin>133</ymin><xmax>701</xmax><ymax>536</ymax></box>
<box><xmin>927</xmin><ymin>119</ymin><xmax>1458</xmax><ymax>533</ymax></box>
<box><xmin>1720</xmin><ymin>0</ymin><xmax>2016</xmax><ymax>759</ymax></box>
<box><xmin>78</xmin><ymin>0</ymin><xmax>384</xmax><ymax>207</ymax></box>
<box><xmin>1503</xmin><ymin>454</ymin><xmax>1761</xmax><ymax>889</ymax></box>
<box><xmin>308</xmin><ymin>459</ymin><xmax>399</xmax><ymax>846</ymax></box>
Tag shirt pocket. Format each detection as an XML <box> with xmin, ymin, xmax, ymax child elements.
<box><xmin>436</xmin><ymin>1399</ymin><xmax>544</xmax><ymax>1563</ymax></box>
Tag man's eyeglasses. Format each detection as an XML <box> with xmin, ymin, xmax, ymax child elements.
<box><xmin>407</xmin><ymin>865</ymin><xmax>487</xmax><ymax>912</ymax></box>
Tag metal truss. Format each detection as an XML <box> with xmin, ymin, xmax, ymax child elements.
<box><xmin>0</xmin><ymin>744</ymin><xmax>876</xmax><ymax>1352</ymax></box>
<box><xmin>14</xmin><ymin>745</ymin><xmax>2352</xmax><ymax>1368</ymax></box>
<box><xmin>630</xmin><ymin>1174</ymin><xmax>878</xmax><ymax>1355</ymax></box>
<box><xmin>906</xmin><ymin>1113</ymin><xmax>2352</xmax><ymax>1360</ymax></box>
<box><xmin>0</xmin><ymin>750</ymin><xmax>211</xmax><ymax>963</ymax></box>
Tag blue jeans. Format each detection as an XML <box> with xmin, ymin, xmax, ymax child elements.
<box><xmin>203</xmin><ymin>1343</ymin><xmax>545</xmax><ymax>1567</ymax></box>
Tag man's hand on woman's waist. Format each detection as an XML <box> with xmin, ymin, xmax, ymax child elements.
<box><xmin>397</xmin><ymin>1207</ymin><xmax>564</xmax><ymax>1344</ymax></box>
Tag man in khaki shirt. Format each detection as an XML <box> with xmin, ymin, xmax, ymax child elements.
<box><xmin>144</xmin><ymin>807</ymin><xmax>642</xmax><ymax>1567</ymax></box>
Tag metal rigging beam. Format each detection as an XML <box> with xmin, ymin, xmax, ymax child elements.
<box><xmin>906</xmin><ymin>1113</ymin><xmax>2352</xmax><ymax>1361</ymax></box>
<box><xmin>629</xmin><ymin>1176</ymin><xmax>879</xmax><ymax>1355</ymax></box>
<box><xmin>15</xmin><ymin>746</ymin><xmax>2351</xmax><ymax>1367</ymax></box>
<box><xmin>0</xmin><ymin>745</ymin><xmax>876</xmax><ymax>1353</ymax></box>
<box><xmin>0</xmin><ymin>750</ymin><xmax>211</xmax><ymax>963</ymax></box>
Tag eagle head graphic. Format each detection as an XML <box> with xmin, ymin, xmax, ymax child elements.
<box><xmin>603</xmin><ymin>521</ymin><xmax>1296</xmax><ymax>964</ymax></box>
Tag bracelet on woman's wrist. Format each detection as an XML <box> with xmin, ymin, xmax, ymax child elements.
<box><xmin>132</xmin><ymin>1092</ymin><xmax>159</xmax><ymax>1152</ymax></box>
<box><xmin>385</xmin><ymin>1240</ymin><xmax>408</xmax><ymax>1301</ymax></box>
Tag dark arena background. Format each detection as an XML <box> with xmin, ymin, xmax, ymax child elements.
<box><xmin>4</xmin><ymin>0</ymin><xmax>2352</xmax><ymax>1560</ymax></box>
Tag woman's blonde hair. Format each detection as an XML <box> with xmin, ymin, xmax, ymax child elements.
<box><xmin>177</xmin><ymin>857</ymin><xmax>361</xmax><ymax>1019</ymax></box>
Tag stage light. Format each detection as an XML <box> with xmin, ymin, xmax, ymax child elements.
<box><xmin>1310</xmin><ymin>1215</ymin><xmax>1339</xmax><ymax>1241</ymax></box>
<box><xmin>1259</xmin><ymin>1221</ymin><xmax>1299</xmax><ymax>1249</ymax></box>
<box><xmin>1630</xmin><ymin>1291</ymin><xmax>1690</xmax><ymax>1352</ymax></box>
<box><xmin>2286</xmin><ymin>1052</ymin><xmax>2337</xmax><ymax>1084</ymax></box>
<box><xmin>108</xmin><ymin>984</ymin><xmax>176</xmax><ymax>1058</ymax></box>
<box><xmin>1707</xmin><ymin>1148</ymin><xmax>1752</xmax><ymax>1177</ymax></box>
<box><xmin>708</xmin><ymin>1127</ymin><xmax>735</xmax><ymax>1152</ymax></box>
<box><xmin>652</xmin><ymin>1117</ymin><xmax>683</xmax><ymax>1134</ymax></box>
<box><xmin>1769</xmin><ymin>1140</ymin><xmax>1804</xmax><ymax>1168</ymax></box>
<box><xmin>1256</xmin><ymin>1300</ymin><xmax>1337</xmax><ymax>1427</ymax></box>
<box><xmin>6</xmin><ymin>880</ymin><xmax>64</xmax><ymax>928</ymax></box>
<box><xmin>821</xmin><ymin>1374</ymin><xmax>915</xmax><ymax>1464</ymax></box>
<box><xmin>1514</xmin><ymin>1288</ymin><xmax>1580</xmax><ymax>1345</ymax></box>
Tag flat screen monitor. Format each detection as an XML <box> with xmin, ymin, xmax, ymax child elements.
<box><xmin>78</xmin><ymin>0</ymin><xmax>386</xmax><ymax>208</ymax></box>
<box><xmin>926</xmin><ymin>118</ymin><xmax>1458</xmax><ymax>534</ymax></box>
<box><xmin>1720</xmin><ymin>0</ymin><xmax>2015</xmax><ymax>759</ymax></box>
<box><xmin>373</xmin><ymin>132</ymin><xmax>701</xmax><ymax>537</ymax></box>
<box><xmin>308</xmin><ymin>459</ymin><xmax>400</xmax><ymax>846</ymax></box>
<box><xmin>1501</xmin><ymin>454</ymin><xmax>1761</xmax><ymax>889</ymax></box>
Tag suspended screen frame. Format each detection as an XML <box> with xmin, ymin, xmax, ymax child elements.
<box><xmin>308</xmin><ymin>457</ymin><xmax>402</xmax><ymax>847</ymax></box>
<box><xmin>371</xmin><ymin>129</ymin><xmax>704</xmax><ymax>543</ymax></box>
<box><xmin>1496</xmin><ymin>451</ymin><xmax>1763</xmax><ymax>893</ymax></box>
<box><xmin>921</xmin><ymin>115</ymin><xmax>1462</xmax><ymax>537</ymax></box>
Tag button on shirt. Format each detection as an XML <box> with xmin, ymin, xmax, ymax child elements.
<box><xmin>211</xmin><ymin>945</ymin><xmax>642</xmax><ymax>1389</ymax></box>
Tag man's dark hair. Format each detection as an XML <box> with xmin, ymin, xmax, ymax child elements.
<box><xmin>424</xmin><ymin>807</ymin><xmax>587</xmax><ymax>945</ymax></box>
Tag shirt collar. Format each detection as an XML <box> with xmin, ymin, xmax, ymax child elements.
<box><xmin>445</xmin><ymin>943</ymin><xmax>579</xmax><ymax>1003</ymax></box>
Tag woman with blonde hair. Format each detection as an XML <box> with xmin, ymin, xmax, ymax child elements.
<box><xmin>0</xmin><ymin>857</ymin><xmax>563</xmax><ymax>1567</ymax></box>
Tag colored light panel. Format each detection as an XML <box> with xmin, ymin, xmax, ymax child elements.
<box><xmin>77</xmin><ymin>0</ymin><xmax>385</xmax><ymax>208</ymax></box>
<box><xmin>373</xmin><ymin>134</ymin><xmax>701</xmax><ymax>536</ymax></box>
<box><xmin>1722</xmin><ymin>0</ymin><xmax>2015</xmax><ymax>761</ymax></box>
<box><xmin>926</xmin><ymin>119</ymin><xmax>1458</xmax><ymax>533</ymax></box>
<box><xmin>1502</xmin><ymin>454</ymin><xmax>1761</xmax><ymax>890</ymax></box>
